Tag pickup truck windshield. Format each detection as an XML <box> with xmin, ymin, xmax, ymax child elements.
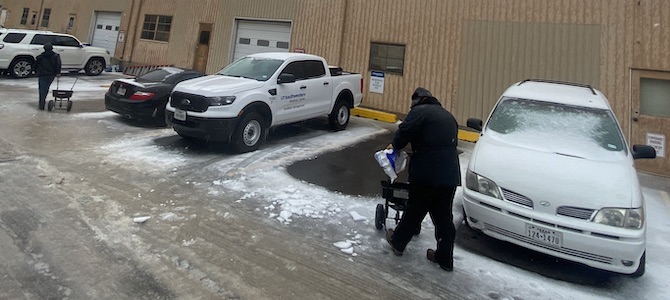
<box><xmin>216</xmin><ymin>57</ymin><xmax>284</xmax><ymax>81</ymax></box>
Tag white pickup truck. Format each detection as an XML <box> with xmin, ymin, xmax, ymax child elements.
<box><xmin>165</xmin><ymin>52</ymin><xmax>363</xmax><ymax>153</ymax></box>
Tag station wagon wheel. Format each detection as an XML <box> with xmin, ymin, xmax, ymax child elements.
<box><xmin>232</xmin><ymin>112</ymin><xmax>266</xmax><ymax>153</ymax></box>
<box><xmin>10</xmin><ymin>58</ymin><xmax>33</xmax><ymax>78</ymax></box>
<box><xmin>84</xmin><ymin>58</ymin><xmax>105</xmax><ymax>76</ymax></box>
<box><xmin>328</xmin><ymin>100</ymin><xmax>350</xmax><ymax>131</ymax></box>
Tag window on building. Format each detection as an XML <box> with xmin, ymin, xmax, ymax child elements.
<box><xmin>31</xmin><ymin>12</ymin><xmax>37</xmax><ymax>25</ymax></box>
<box><xmin>369</xmin><ymin>42</ymin><xmax>405</xmax><ymax>75</ymax></box>
<box><xmin>276</xmin><ymin>41</ymin><xmax>289</xmax><ymax>49</ymax></box>
<box><xmin>640</xmin><ymin>78</ymin><xmax>670</xmax><ymax>118</ymax></box>
<box><xmin>257</xmin><ymin>39</ymin><xmax>269</xmax><ymax>47</ymax></box>
<box><xmin>239</xmin><ymin>38</ymin><xmax>250</xmax><ymax>45</ymax></box>
<box><xmin>140</xmin><ymin>15</ymin><xmax>172</xmax><ymax>42</ymax></box>
<box><xmin>40</xmin><ymin>8</ymin><xmax>51</xmax><ymax>27</ymax></box>
<box><xmin>67</xmin><ymin>15</ymin><xmax>76</xmax><ymax>30</ymax></box>
<box><xmin>20</xmin><ymin>8</ymin><xmax>29</xmax><ymax>25</ymax></box>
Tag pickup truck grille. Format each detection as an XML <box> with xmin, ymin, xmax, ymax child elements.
<box><xmin>171</xmin><ymin>91</ymin><xmax>209</xmax><ymax>112</ymax></box>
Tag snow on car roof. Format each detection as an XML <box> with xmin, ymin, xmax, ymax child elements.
<box><xmin>502</xmin><ymin>80</ymin><xmax>611</xmax><ymax>110</ymax></box>
<box><xmin>247</xmin><ymin>52</ymin><xmax>323</xmax><ymax>61</ymax></box>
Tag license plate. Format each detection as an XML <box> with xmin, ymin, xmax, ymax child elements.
<box><xmin>116</xmin><ymin>86</ymin><xmax>126</xmax><ymax>96</ymax></box>
<box><xmin>174</xmin><ymin>108</ymin><xmax>187</xmax><ymax>121</ymax></box>
<box><xmin>526</xmin><ymin>224</ymin><xmax>562</xmax><ymax>248</ymax></box>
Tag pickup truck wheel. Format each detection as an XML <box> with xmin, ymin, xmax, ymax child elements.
<box><xmin>233</xmin><ymin>112</ymin><xmax>266</xmax><ymax>153</ymax></box>
<box><xmin>84</xmin><ymin>58</ymin><xmax>105</xmax><ymax>76</ymax></box>
<box><xmin>10</xmin><ymin>58</ymin><xmax>33</xmax><ymax>78</ymax></box>
<box><xmin>328</xmin><ymin>100</ymin><xmax>350</xmax><ymax>131</ymax></box>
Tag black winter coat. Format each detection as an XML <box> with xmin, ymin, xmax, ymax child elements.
<box><xmin>391</xmin><ymin>92</ymin><xmax>461</xmax><ymax>187</ymax></box>
<box><xmin>35</xmin><ymin>50</ymin><xmax>62</xmax><ymax>77</ymax></box>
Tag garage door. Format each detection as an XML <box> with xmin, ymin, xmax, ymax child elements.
<box><xmin>232</xmin><ymin>20</ymin><xmax>291</xmax><ymax>61</ymax></box>
<box><xmin>91</xmin><ymin>12</ymin><xmax>121</xmax><ymax>56</ymax></box>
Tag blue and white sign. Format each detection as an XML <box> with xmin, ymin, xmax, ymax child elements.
<box><xmin>370</xmin><ymin>71</ymin><xmax>385</xmax><ymax>94</ymax></box>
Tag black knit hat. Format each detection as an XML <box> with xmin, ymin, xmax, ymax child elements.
<box><xmin>43</xmin><ymin>43</ymin><xmax>53</xmax><ymax>51</ymax></box>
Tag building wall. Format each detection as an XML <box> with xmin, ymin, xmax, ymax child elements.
<box><xmin>0</xmin><ymin>0</ymin><xmax>131</xmax><ymax>46</ymax></box>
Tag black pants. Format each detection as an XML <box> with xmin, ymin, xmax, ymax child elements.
<box><xmin>391</xmin><ymin>185</ymin><xmax>457</xmax><ymax>266</ymax></box>
<box><xmin>38</xmin><ymin>75</ymin><xmax>55</xmax><ymax>109</ymax></box>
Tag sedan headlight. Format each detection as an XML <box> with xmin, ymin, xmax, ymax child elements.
<box><xmin>593</xmin><ymin>207</ymin><xmax>644</xmax><ymax>229</ymax></box>
<box><xmin>206</xmin><ymin>96</ymin><xmax>236</xmax><ymax>106</ymax></box>
<box><xmin>465</xmin><ymin>170</ymin><xmax>502</xmax><ymax>199</ymax></box>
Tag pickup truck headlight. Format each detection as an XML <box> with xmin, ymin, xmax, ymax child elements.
<box><xmin>465</xmin><ymin>170</ymin><xmax>502</xmax><ymax>199</ymax></box>
<box><xmin>593</xmin><ymin>207</ymin><xmax>644</xmax><ymax>229</ymax></box>
<box><xmin>206</xmin><ymin>96</ymin><xmax>236</xmax><ymax>106</ymax></box>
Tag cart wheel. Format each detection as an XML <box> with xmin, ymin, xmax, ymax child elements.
<box><xmin>47</xmin><ymin>100</ymin><xmax>54</xmax><ymax>112</ymax></box>
<box><xmin>375</xmin><ymin>204</ymin><xmax>386</xmax><ymax>230</ymax></box>
<box><xmin>66</xmin><ymin>101</ymin><xmax>73</xmax><ymax>112</ymax></box>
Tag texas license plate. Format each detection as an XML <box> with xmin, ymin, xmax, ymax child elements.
<box><xmin>174</xmin><ymin>108</ymin><xmax>186</xmax><ymax>121</ymax></box>
<box><xmin>526</xmin><ymin>224</ymin><xmax>562</xmax><ymax>248</ymax></box>
<box><xmin>116</xmin><ymin>86</ymin><xmax>126</xmax><ymax>96</ymax></box>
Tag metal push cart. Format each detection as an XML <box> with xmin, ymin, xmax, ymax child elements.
<box><xmin>48</xmin><ymin>77</ymin><xmax>78</xmax><ymax>112</ymax></box>
<box><xmin>375</xmin><ymin>180</ymin><xmax>421</xmax><ymax>235</ymax></box>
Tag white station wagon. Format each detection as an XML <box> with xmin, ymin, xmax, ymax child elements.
<box><xmin>463</xmin><ymin>79</ymin><xmax>657</xmax><ymax>277</ymax></box>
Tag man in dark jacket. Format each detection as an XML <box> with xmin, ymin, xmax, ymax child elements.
<box><xmin>35</xmin><ymin>43</ymin><xmax>62</xmax><ymax>110</ymax></box>
<box><xmin>386</xmin><ymin>87</ymin><xmax>461</xmax><ymax>271</ymax></box>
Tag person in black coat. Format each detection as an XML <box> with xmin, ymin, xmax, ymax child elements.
<box><xmin>35</xmin><ymin>43</ymin><xmax>62</xmax><ymax>110</ymax></box>
<box><xmin>386</xmin><ymin>87</ymin><xmax>461</xmax><ymax>271</ymax></box>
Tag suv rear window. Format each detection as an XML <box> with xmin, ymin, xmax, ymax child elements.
<box><xmin>3</xmin><ymin>33</ymin><xmax>27</xmax><ymax>43</ymax></box>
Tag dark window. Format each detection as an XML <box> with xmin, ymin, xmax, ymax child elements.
<box><xmin>68</xmin><ymin>17</ymin><xmax>75</xmax><ymax>29</ymax></box>
<box><xmin>52</xmin><ymin>35</ymin><xmax>80</xmax><ymax>47</ymax></box>
<box><xmin>304</xmin><ymin>60</ymin><xmax>326</xmax><ymax>79</ymax></box>
<box><xmin>369</xmin><ymin>42</ymin><xmax>405</xmax><ymax>75</ymax></box>
<box><xmin>31</xmin><ymin>12</ymin><xmax>37</xmax><ymax>25</ymax></box>
<box><xmin>239</xmin><ymin>38</ymin><xmax>250</xmax><ymax>45</ymax></box>
<box><xmin>30</xmin><ymin>34</ymin><xmax>54</xmax><ymax>45</ymax></box>
<box><xmin>3</xmin><ymin>33</ymin><xmax>27</xmax><ymax>43</ymax></box>
<box><xmin>276</xmin><ymin>41</ymin><xmax>289</xmax><ymax>49</ymax></box>
<box><xmin>40</xmin><ymin>8</ymin><xmax>51</xmax><ymax>28</ymax></box>
<box><xmin>105</xmin><ymin>25</ymin><xmax>112</xmax><ymax>30</ymax></box>
<box><xmin>115</xmin><ymin>26</ymin><xmax>120</xmax><ymax>31</ymax></box>
<box><xmin>257</xmin><ymin>39</ymin><xmax>269</xmax><ymax>47</ymax></box>
<box><xmin>96</xmin><ymin>24</ymin><xmax>103</xmax><ymax>29</ymax></box>
<box><xmin>199</xmin><ymin>31</ymin><xmax>210</xmax><ymax>45</ymax></box>
<box><xmin>281</xmin><ymin>61</ymin><xmax>324</xmax><ymax>81</ymax></box>
<box><xmin>140</xmin><ymin>15</ymin><xmax>172</xmax><ymax>42</ymax></box>
<box><xmin>281</xmin><ymin>61</ymin><xmax>305</xmax><ymax>80</ymax></box>
<box><xmin>20</xmin><ymin>8</ymin><xmax>29</xmax><ymax>25</ymax></box>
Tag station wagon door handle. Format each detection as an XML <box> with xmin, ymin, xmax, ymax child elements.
<box><xmin>323</xmin><ymin>82</ymin><xmax>329</xmax><ymax>85</ymax></box>
<box><xmin>300</xmin><ymin>85</ymin><xmax>307</xmax><ymax>89</ymax></box>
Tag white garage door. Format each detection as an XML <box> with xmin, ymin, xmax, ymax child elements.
<box><xmin>91</xmin><ymin>12</ymin><xmax>121</xmax><ymax>56</ymax></box>
<box><xmin>232</xmin><ymin>20</ymin><xmax>291</xmax><ymax>61</ymax></box>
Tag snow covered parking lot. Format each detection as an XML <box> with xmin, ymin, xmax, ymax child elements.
<box><xmin>0</xmin><ymin>73</ymin><xmax>669</xmax><ymax>299</ymax></box>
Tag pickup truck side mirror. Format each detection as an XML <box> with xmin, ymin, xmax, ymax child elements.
<box><xmin>277</xmin><ymin>73</ymin><xmax>295</xmax><ymax>84</ymax></box>
<box><xmin>467</xmin><ymin>118</ymin><xmax>483</xmax><ymax>131</ymax></box>
<box><xmin>632</xmin><ymin>145</ymin><xmax>657</xmax><ymax>159</ymax></box>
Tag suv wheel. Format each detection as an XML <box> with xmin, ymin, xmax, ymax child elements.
<box><xmin>84</xmin><ymin>58</ymin><xmax>105</xmax><ymax>76</ymax></box>
<box><xmin>10</xmin><ymin>57</ymin><xmax>33</xmax><ymax>78</ymax></box>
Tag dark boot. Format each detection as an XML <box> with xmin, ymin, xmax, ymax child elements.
<box><xmin>426</xmin><ymin>249</ymin><xmax>453</xmax><ymax>271</ymax></box>
<box><xmin>386</xmin><ymin>229</ymin><xmax>403</xmax><ymax>256</ymax></box>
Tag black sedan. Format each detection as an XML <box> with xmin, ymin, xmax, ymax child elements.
<box><xmin>105</xmin><ymin>67</ymin><xmax>204</xmax><ymax>126</ymax></box>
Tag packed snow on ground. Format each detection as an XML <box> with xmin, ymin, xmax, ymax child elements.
<box><xmin>79</xmin><ymin>112</ymin><xmax>670</xmax><ymax>300</ymax></box>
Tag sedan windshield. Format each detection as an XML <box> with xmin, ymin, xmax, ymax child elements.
<box><xmin>216</xmin><ymin>57</ymin><xmax>284</xmax><ymax>81</ymax></box>
<box><xmin>486</xmin><ymin>97</ymin><xmax>627</xmax><ymax>160</ymax></box>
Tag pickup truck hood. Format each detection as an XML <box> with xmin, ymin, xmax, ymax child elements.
<box><xmin>470</xmin><ymin>135</ymin><xmax>640</xmax><ymax>210</ymax></box>
<box><xmin>173</xmin><ymin>75</ymin><xmax>264</xmax><ymax>96</ymax></box>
